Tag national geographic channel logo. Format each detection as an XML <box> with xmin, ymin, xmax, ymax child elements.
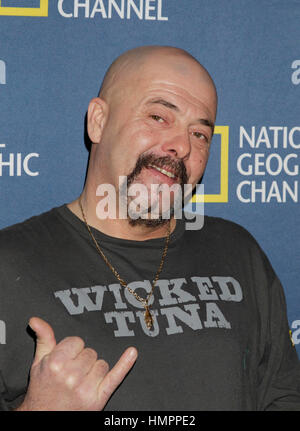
<box><xmin>0</xmin><ymin>0</ymin><xmax>168</xmax><ymax>20</ymax></box>
<box><xmin>198</xmin><ymin>126</ymin><xmax>229</xmax><ymax>204</ymax></box>
<box><xmin>0</xmin><ymin>0</ymin><xmax>48</xmax><ymax>16</ymax></box>
<box><xmin>236</xmin><ymin>126</ymin><xmax>300</xmax><ymax>203</ymax></box>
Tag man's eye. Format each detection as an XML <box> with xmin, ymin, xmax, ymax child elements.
<box><xmin>150</xmin><ymin>115</ymin><xmax>164</xmax><ymax>123</ymax></box>
<box><xmin>193</xmin><ymin>131</ymin><xmax>208</xmax><ymax>141</ymax></box>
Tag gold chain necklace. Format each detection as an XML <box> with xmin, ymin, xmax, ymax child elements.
<box><xmin>79</xmin><ymin>198</ymin><xmax>171</xmax><ymax>329</ymax></box>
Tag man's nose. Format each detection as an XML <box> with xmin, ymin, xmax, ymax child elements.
<box><xmin>160</xmin><ymin>130</ymin><xmax>191</xmax><ymax>160</ymax></box>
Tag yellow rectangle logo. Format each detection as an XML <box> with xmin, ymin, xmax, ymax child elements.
<box><xmin>0</xmin><ymin>0</ymin><xmax>48</xmax><ymax>16</ymax></box>
<box><xmin>192</xmin><ymin>125</ymin><xmax>229</xmax><ymax>203</ymax></box>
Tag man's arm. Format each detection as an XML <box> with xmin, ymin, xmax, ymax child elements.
<box><xmin>257</xmin><ymin>275</ymin><xmax>300</xmax><ymax>411</ymax></box>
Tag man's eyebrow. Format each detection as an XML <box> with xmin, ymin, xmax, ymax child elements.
<box><xmin>147</xmin><ymin>98</ymin><xmax>179</xmax><ymax>111</ymax></box>
<box><xmin>147</xmin><ymin>98</ymin><xmax>215</xmax><ymax>133</ymax></box>
<box><xmin>197</xmin><ymin>118</ymin><xmax>215</xmax><ymax>133</ymax></box>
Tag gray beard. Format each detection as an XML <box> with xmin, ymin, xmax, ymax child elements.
<box><xmin>119</xmin><ymin>153</ymin><xmax>187</xmax><ymax>228</ymax></box>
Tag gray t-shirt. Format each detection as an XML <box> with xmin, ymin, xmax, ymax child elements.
<box><xmin>0</xmin><ymin>205</ymin><xmax>299</xmax><ymax>410</ymax></box>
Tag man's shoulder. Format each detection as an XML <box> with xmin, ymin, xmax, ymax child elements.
<box><xmin>1</xmin><ymin>205</ymin><xmax>62</xmax><ymax>234</ymax></box>
<box><xmin>182</xmin><ymin>212</ymin><xmax>269</xmax><ymax>262</ymax></box>
<box><xmin>193</xmin><ymin>214</ymin><xmax>259</xmax><ymax>245</ymax></box>
<box><xmin>0</xmin><ymin>206</ymin><xmax>65</xmax><ymax>255</ymax></box>
<box><xmin>202</xmin><ymin>214</ymin><xmax>274</xmax><ymax>273</ymax></box>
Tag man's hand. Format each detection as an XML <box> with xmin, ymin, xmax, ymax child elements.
<box><xmin>15</xmin><ymin>317</ymin><xmax>138</xmax><ymax>411</ymax></box>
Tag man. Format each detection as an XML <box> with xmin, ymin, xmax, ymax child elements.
<box><xmin>0</xmin><ymin>46</ymin><xmax>299</xmax><ymax>411</ymax></box>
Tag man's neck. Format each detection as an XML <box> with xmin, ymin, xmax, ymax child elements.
<box><xmin>67</xmin><ymin>195</ymin><xmax>176</xmax><ymax>241</ymax></box>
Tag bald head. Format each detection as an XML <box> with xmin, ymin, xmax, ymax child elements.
<box><xmin>85</xmin><ymin>45</ymin><xmax>218</xmax><ymax>226</ymax></box>
<box><xmin>99</xmin><ymin>46</ymin><xmax>217</xmax><ymax>117</ymax></box>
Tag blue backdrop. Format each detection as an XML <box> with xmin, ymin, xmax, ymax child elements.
<box><xmin>0</xmin><ymin>0</ymin><xmax>299</xmax><ymax>356</ymax></box>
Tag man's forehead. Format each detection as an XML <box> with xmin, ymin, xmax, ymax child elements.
<box><xmin>133</xmin><ymin>56</ymin><xmax>215</xmax><ymax>101</ymax></box>
<box><xmin>131</xmin><ymin>75</ymin><xmax>217</xmax><ymax>120</ymax></box>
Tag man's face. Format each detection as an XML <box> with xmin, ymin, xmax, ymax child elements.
<box><xmin>95</xmin><ymin>53</ymin><xmax>217</xmax><ymax>223</ymax></box>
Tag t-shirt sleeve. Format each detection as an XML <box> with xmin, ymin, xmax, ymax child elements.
<box><xmin>256</xmin><ymin>273</ymin><xmax>300</xmax><ymax>410</ymax></box>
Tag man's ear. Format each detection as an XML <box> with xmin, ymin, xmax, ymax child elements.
<box><xmin>87</xmin><ymin>97</ymin><xmax>109</xmax><ymax>144</ymax></box>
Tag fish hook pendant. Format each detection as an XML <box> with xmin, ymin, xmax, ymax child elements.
<box><xmin>144</xmin><ymin>305</ymin><xmax>153</xmax><ymax>329</ymax></box>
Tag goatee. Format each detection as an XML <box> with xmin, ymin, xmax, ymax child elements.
<box><xmin>124</xmin><ymin>153</ymin><xmax>188</xmax><ymax>227</ymax></box>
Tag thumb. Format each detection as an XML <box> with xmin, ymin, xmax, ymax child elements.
<box><xmin>29</xmin><ymin>317</ymin><xmax>56</xmax><ymax>365</ymax></box>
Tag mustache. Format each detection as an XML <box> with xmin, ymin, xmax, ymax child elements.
<box><xmin>127</xmin><ymin>153</ymin><xmax>188</xmax><ymax>187</ymax></box>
